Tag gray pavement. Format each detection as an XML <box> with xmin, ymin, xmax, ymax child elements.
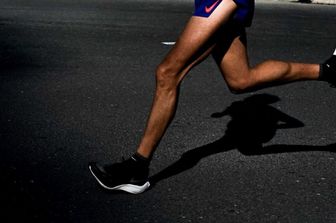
<box><xmin>1</xmin><ymin>1</ymin><xmax>336</xmax><ymax>223</ymax></box>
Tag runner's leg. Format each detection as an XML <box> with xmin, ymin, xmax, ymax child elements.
<box><xmin>136</xmin><ymin>0</ymin><xmax>237</xmax><ymax>158</ymax></box>
<box><xmin>213</xmin><ymin>25</ymin><xmax>320</xmax><ymax>93</ymax></box>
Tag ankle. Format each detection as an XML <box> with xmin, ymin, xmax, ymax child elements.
<box><xmin>131</xmin><ymin>152</ymin><xmax>151</xmax><ymax>167</ymax></box>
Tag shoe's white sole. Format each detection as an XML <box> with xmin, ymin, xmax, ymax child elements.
<box><xmin>89</xmin><ymin>165</ymin><xmax>150</xmax><ymax>194</ymax></box>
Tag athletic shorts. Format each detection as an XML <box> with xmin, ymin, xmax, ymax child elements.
<box><xmin>193</xmin><ymin>0</ymin><xmax>255</xmax><ymax>27</ymax></box>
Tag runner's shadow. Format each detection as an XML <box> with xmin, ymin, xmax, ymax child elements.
<box><xmin>149</xmin><ymin>94</ymin><xmax>336</xmax><ymax>186</ymax></box>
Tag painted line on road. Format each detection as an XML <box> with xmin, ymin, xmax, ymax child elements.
<box><xmin>161</xmin><ymin>42</ymin><xmax>176</xmax><ymax>45</ymax></box>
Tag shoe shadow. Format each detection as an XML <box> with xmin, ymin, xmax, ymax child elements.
<box><xmin>149</xmin><ymin>93</ymin><xmax>336</xmax><ymax>186</ymax></box>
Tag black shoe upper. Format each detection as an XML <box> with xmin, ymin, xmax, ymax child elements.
<box><xmin>89</xmin><ymin>158</ymin><xmax>149</xmax><ymax>188</ymax></box>
<box><xmin>320</xmin><ymin>54</ymin><xmax>336</xmax><ymax>86</ymax></box>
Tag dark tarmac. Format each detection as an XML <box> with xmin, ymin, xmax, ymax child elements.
<box><xmin>1</xmin><ymin>0</ymin><xmax>336</xmax><ymax>222</ymax></box>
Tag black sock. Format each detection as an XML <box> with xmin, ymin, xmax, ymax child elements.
<box><xmin>131</xmin><ymin>152</ymin><xmax>150</xmax><ymax>167</ymax></box>
<box><xmin>319</xmin><ymin>63</ymin><xmax>326</xmax><ymax>80</ymax></box>
<box><xmin>319</xmin><ymin>55</ymin><xmax>336</xmax><ymax>81</ymax></box>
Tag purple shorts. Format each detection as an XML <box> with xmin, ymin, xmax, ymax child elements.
<box><xmin>193</xmin><ymin>0</ymin><xmax>255</xmax><ymax>27</ymax></box>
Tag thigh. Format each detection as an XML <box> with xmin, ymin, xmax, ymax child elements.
<box><xmin>160</xmin><ymin>0</ymin><xmax>238</xmax><ymax>81</ymax></box>
<box><xmin>212</xmin><ymin>24</ymin><xmax>250</xmax><ymax>84</ymax></box>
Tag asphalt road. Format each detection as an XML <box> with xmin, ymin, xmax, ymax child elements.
<box><xmin>1</xmin><ymin>1</ymin><xmax>336</xmax><ymax>222</ymax></box>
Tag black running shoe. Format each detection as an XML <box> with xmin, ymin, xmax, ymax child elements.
<box><xmin>320</xmin><ymin>49</ymin><xmax>336</xmax><ymax>86</ymax></box>
<box><xmin>88</xmin><ymin>157</ymin><xmax>150</xmax><ymax>194</ymax></box>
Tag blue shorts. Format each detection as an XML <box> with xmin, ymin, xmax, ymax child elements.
<box><xmin>193</xmin><ymin>0</ymin><xmax>255</xmax><ymax>27</ymax></box>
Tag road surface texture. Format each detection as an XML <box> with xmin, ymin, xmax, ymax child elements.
<box><xmin>1</xmin><ymin>0</ymin><xmax>336</xmax><ymax>222</ymax></box>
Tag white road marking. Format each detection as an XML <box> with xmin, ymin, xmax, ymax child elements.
<box><xmin>161</xmin><ymin>42</ymin><xmax>176</xmax><ymax>45</ymax></box>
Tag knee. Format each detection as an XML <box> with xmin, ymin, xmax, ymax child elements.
<box><xmin>155</xmin><ymin>62</ymin><xmax>180</xmax><ymax>90</ymax></box>
<box><xmin>226</xmin><ymin>75</ymin><xmax>251</xmax><ymax>94</ymax></box>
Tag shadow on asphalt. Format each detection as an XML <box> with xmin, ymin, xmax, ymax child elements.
<box><xmin>296</xmin><ymin>0</ymin><xmax>313</xmax><ymax>3</ymax></box>
<box><xmin>149</xmin><ymin>93</ymin><xmax>336</xmax><ymax>186</ymax></box>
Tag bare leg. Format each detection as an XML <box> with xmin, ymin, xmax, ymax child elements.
<box><xmin>136</xmin><ymin>1</ymin><xmax>320</xmax><ymax>158</ymax></box>
<box><xmin>136</xmin><ymin>0</ymin><xmax>237</xmax><ymax>158</ymax></box>
<box><xmin>213</xmin><ymin>26</ymin><xmax>320</xmax><ymax>93</ymax></box>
